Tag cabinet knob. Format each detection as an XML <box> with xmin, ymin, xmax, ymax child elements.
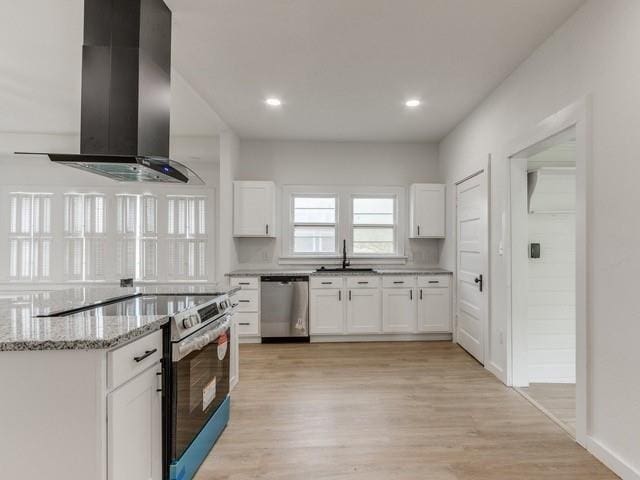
<box><xmin>266</xmin><ymin>224</ymin><xmax>269</xmax><ymax>235</ymax></box>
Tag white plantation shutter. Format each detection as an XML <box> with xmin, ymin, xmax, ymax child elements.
<box><xmin>116</xmin><ymin>195</ymin><xmax>138</xmax><ymax>278</ymax></box>
<box><xmin>64</xmin><ymin>193</ymin><xmax>107</xmax><ymax>281</ymax></box>
<box><xmin>8</xmin><ymin>193</ymin><xmax>53</xmax><ymax>281</ymax></box>
<box><xmin>167</xmin><ymin>195</ymin><xmax>207</xmax><ymax>281</ymax></box>
<box><xmin>140</xmin><ymin>196</ymin><xmax>158</xmax><ymax>280</ymax></box>
<box><xmin>116</xmin><ymin>194</ymin><xmax>158</xmax><ymax>281</ymax></box>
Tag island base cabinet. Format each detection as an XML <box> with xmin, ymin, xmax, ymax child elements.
<box><xmin>346</xmin><ymin>288</ymin><xmax>382</xmax><ymax>333</ymax></box>
<box><xmin>310</xmin><ymin>288</ymin><xmax>345</xmax><ymax>334</ymax></box>
<box><xmin>107</xmin><ymin>363</ymin><xmax>163</xmax><ymax>480</ymax></box>
<box><xmin>382</xmin><ymin>288</ymin><xmax>417</xmax><ymax>333</ymax></box>
<box><xmin>418</xmin><ymin>287</ymin><xmax>451</xmax><ymax>332</ymax></box>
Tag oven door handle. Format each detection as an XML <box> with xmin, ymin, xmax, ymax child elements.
<box><xmin>173</xmin><ymin>315</ymin><xmax>231</xmax><ymax>362</ymax></box>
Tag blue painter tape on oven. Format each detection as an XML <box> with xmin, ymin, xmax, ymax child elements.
<box><xmin>170</xmin><ymin>395</ymin><xmax>230</xmax><ymax>480</ymax></box>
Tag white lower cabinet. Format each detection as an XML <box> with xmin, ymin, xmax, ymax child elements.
<box><xmin>417</xmin><ymin>286</ymin><xmax>451</xmax><ymax>332</ymax></box>
<box><xmin>346</xmin><ymin>288</ymin><xmax>382</xmax><ymax>333</ymax></box>
<box><xmin>382</xmin><ymin>288</ymin><xmax>417</xmax><ymax>333</ymax></box>
<box><xmin>310</xmin><ymin>288</ymin><xmax>345</xmax><ymax>334</ymax></box>
<box><xmin>107</xmin><ymin>363</ymin><xmax>162</xmax><ymax>480</ymax></box>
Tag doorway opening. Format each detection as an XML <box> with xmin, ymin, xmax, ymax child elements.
<box><xmin>511</xmin><ymin>128</ymin><xmax>577</xmax><ymax>436</ymax></box>
<box><xmin>506</xmin><ymin>100</ymin><xmax>589</xmax><ymax>446</ymax></box>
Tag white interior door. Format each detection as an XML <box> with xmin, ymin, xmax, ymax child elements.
<box><xmin>456</xmin><ymin>171</ymin><xmax>488</xmax><ymax>364</ymax></box>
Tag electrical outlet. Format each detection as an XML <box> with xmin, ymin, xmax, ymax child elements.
<box><xmin>261</xmin><ymin>250</ymin><xmax>269</xmax><ymax>262</ymax></box>
<box><xmin>499</xmin><ymin>331</ymin><xmax>504</xmax><ymax>345</ymax></box>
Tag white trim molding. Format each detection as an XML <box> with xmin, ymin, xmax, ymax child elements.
<box><xmin>504</xmin><ymin>97</ymin><xmax>591</xmax><ymax>447</ymax></box>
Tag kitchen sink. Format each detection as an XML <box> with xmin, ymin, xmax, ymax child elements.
<box><xmin>315</xmin><ymin>267</ymin><xmax>376</xmax><ymax>273</ymax></box>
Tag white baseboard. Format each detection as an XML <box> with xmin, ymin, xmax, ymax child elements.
<box><xmin>239</xmin><ymin>336</ymin><xmax>262</xmax><ymax>344</ymax></box>
<box><xmin>587</xmin><ymin>436</ymin><xmax>639</xmax><ymax>480</ymax></box>
<box><xmin>311</xmin><ymin>333</ymin><xmax>452</xmax><ymax>343</ymax></box>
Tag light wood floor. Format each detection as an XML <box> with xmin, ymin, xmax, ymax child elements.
<box><xmin>196</xmin><ymin>342</ymin><xmax>616</xmax><ymax>480</ymax></box>
<box><xmin>519</xmin><ymin>383</ymin><xmax>576</xmax><ymax>436</ymax></box>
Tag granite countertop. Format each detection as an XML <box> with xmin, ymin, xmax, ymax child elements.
<box><xmin>0</xmin><ymin>285</ymin><xmax>238</xmax><ymax>352</ymax></box>
<box><xmin>227</xmin><ymin>267</ymin><xmax>452</xmax><ymax>277</ymax></box>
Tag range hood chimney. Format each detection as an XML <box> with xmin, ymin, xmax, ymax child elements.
<box><xmin>18</xmin><ymin>0</ymin><xmax>203</xmax><ymax>184</ymax></box>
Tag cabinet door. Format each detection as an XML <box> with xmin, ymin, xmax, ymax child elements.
<box><xmin>310</xmin><ymin>288</ymin><xmax>345</xmax><ymax>334</ymax></box>
<box><xmin>233</xmin><ymin>181</ymin><xmax>275</xmax><ymax>236</ymax></box>
<box><xmin>346</xmin><ymin>288</ymin><xmax>382</xmax><ymax>334</ymax></box>
<box><xmin>411</xmin><ymin>184</ymin><xmax>445</xmax><ymax>238</ymax></box>
<box><xmin>417</xmin><ymin>287</ymin><xmax>451</xmax><ymax>332</ymax></box>
<box><xmin>382</xmin><ymin>288</ymin><xmax>417</xmax><ymax>333</ymax></box>
<box><xmin>108</xmin><ymin>364</ymin><xmax>162</xmax><ymax>480</ymax></box>
<box><xmin>230</xmin><ymin>314</ymin><xmax>239</xmax><ymax>390</ymax></box>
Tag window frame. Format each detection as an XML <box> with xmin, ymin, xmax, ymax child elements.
<box><xmin>290</xmin><ymin>193</ymin><xmax>339</xmax><ymax>257</ymax></box>
<box><xmin>282</xmin><ymin>185</ymin><xmax>406</xmax><ymax>262</ymax></box>
<box><xmin>349</xmin><ymin>193</ymin><xmax>399</xmax><ymax>257</ymax></box>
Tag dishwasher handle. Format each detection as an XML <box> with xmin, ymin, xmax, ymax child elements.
<box><xmin>261</xmin><ymin>275</ymin><xmax>309</xmax><ymax>283</ymax></box>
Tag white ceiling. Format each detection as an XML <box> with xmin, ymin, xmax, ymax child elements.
<box><xmin>166</xmin><ymin>0</ymin><xmax>584</xmax><ymax>142</ymax></box>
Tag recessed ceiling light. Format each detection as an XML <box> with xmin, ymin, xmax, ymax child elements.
<box><xmin>265</xmin><ymin>97</ymin><xmax>282</xmax><ymax>107</ymax></box>
<box><xmin>405</xmin><ymin>99</ymin><xmax>421</xmax><ymax>108</ymax></box>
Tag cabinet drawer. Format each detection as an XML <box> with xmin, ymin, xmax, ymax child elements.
<box><xmin>418</xmin><ymin>275</ymin><xmax>450</xmax><ymax>288</ymax></box>
<box><xmin>234</xmin><ymin>289</ymin><xmax>259</xmax><ymax>312</ymax></box>
<box><xmin>108</xmin><ymin>330</ymin><xmax>163</xmax><ymax>390</ymax></box>
<box><xmin>230</xmin><ymin>277</ymin><xmax>259</xmax><ymax>290</ymax></box>
<box><xmin>382</xmin><ymin>276</ymin><xmax>417</xmax><ymax>288</ymax></box>
<box><xmin>310</xmin><ymin>276</ymin><xmax>344</xmax><ymax>289</ymax></box>
<box><xmin>235</xmin><ymin>312</ymin><xmax>260</xmax><ymax>336</ymax></box>
<box><xmin>346</xmin><ymin>276</ymin><xmax>380</xmax><ymax>289</ymax></box>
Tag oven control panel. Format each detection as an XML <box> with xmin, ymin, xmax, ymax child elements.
<box><xmin>171</xmin><ymin>294</ymin><xmax>231</xmax><ymax>341</ymax></box>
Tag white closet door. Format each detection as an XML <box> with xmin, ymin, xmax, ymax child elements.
<box><xmin>456</xmin><ymin>171</ymin><xmax>488</xmax><ymax>364</ymax></box>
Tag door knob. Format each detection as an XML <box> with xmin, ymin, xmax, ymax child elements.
<box><xmin>474</xmin><ymin>274</ymin><xmax>483</xmax><ymax>292</ymax></box>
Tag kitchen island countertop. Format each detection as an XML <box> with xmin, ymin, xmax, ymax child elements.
<box><xmin>0</xmin><ymin>285</ymin><xmax>239</xmax><ymax>352</ymax></box>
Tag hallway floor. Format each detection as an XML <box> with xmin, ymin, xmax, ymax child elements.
<box><xmin>520</xmin><ymin>382</ymin><xmax>576</xmax><ymax>437</ymax></box>
<box><xmin>195</xmin><ymin>342</ymin><xmax>615</xmax><ymax>480</ymax></box>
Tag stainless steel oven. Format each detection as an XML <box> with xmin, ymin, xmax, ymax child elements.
<box><xmin>166</xmin><ymin>295</ymin><xmax>232</xmax><ymax>480</ymax></box>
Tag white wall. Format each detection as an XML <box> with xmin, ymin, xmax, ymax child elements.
<box><xmin>217</xmin><ymin>131</ymin><xmax>240</xmax><ymax>283</ymax></box>
<box><xmin>528</xmin><ymin>212</ymin><xmax>575</xmax><ymax>383</ymax></box>
<box><xmin>438</xmin><ymin>0</ymin><xmax>640</xmax><ymax>475</ymax></box>
<box><xmin>235</xmin><ymin>140</ymin><xmax>441</xmax><ymax>269</ymax></box>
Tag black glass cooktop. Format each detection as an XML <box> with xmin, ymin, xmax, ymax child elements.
<box><xmin>40</xmin><ymin>294</ymin><xmax>217</xmax><ymax>318</ymax></box>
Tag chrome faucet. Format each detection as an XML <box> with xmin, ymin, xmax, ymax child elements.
<box><xmin>342</xmin><ymin>239</ymin><xmax>350</xmax><ymax>269</ymax></box>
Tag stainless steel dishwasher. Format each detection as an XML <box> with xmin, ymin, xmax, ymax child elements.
<box><xmin>260</xmin><ymin>276</ymin><xmax>309</xmax><ymax>342</ymax></box>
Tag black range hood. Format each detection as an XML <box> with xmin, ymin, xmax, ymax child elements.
<box><xmin>18</xmin><ymin>0</ymin><xmax>203</xmax><ymax>184</ymax></box>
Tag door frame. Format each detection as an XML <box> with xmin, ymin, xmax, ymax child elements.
<box><xmin>504</xmin><ymin>98</ymin><xmax>590</xmax><ymax>446</ymax></box>
<box><xmin>454</xmin><ymin>167</ymin><xmax>490</xmax><ymax>367</ymax></box>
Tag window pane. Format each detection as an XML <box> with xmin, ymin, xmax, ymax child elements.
<box><xmin>294</xmin><ymin>197</ymin><xmax>335</xmax><ymax>223</ymax></box>
<box><xmin>353</xmin><ymin>198</ymin><xmax>394</xmax><ymax>225</ymax></box>
<box><xmin>353</xmin><ymin>227</ymin><xmax>395</xmax><ymax>254</ymax></box>
<box><xmin>294</xmin><ymin>226</ymin><xmax>335</xmax><ymax>253</ymax></box>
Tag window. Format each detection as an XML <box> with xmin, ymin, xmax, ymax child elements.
<box><xmin>8</xmin><ymin>193</ymin><xmax>52</xmax><ymax>280</ymax></box>
<box><xmin>116</xmin><ymin>194</ymin><xmax>158</xmax><ymax>281</ymax></box>
<box><xmin>352</xmin><ymin>197</ymin><xmax>396</xmax><ymax>255</ymax></box>
<box><xmin>64</xmin><ymin>193</ymin><xmax>107</xmax><ymax>281</ymax></box>
<box><xmin>2</xmin><ymin>188</ymin><xmax>213</xmax><ymax>284</ymax></box>
<box><xmin>283</xmin><ymin>186</ymin><xmax>404</xmax><ymax>260</ymax></box>
<box><xmin>167</xmin><ymin>195</ymin><xmax>207</xmax><ymax>281</ymax></box>
<box><xmin>292</xmin><ymin>196</ymin><xmax>337</xmax><ymax>254</ymax></box>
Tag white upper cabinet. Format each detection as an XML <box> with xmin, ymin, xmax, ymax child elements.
<box><xmin>409</xmin><ymin>184</ymin><xmax>445</xmax><ymax>238</ymax></box>
<box><xmin>233</xmin><ymin>181</ymin><xmax>276</xmax><ymax>237</ymax></box>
